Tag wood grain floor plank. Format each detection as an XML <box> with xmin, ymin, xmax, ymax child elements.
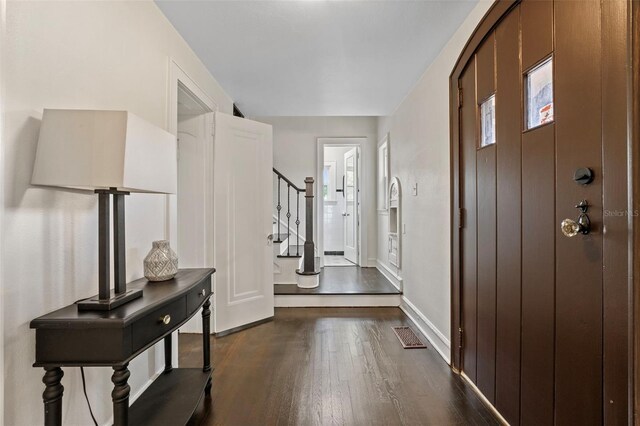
<box><xmin>181</xmin><ymin>308</ymin><xmax>499</xmax><ymax>426</ymax></box>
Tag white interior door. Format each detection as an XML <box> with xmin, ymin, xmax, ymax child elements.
<box><xmin>213</xmin><ymin>112</ymin><xmax>274</xmax><ymax>333</ymax></box>
<box><xmin>343</xmin><ymin>147</ymin><xmax>358</xmax><ymax>263</ymax></box>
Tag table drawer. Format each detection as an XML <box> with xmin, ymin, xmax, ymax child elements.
<box><xmin>132</xmin><ymin>298</ymin><xmax>186</xmax><ymax>352</ymax></box>
<box><xmin>187</xmin><ymin>277</ymin><xmax>211</xmax><ymax>314</ymax></box>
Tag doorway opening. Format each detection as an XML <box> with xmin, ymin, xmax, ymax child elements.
<box><xmin>177</xmin><ymin>83</ymin><xmax>213</xmax><ymax>272</ymax></box>
<box><xmin>320</xmin><ymin>144</ymin><xmax>360</xmax><ymax>267</ymax></box>
<box><xmin>170</xmin><ymin>75</ymin><xmax>216</xmax><ymax>333</ymax></box>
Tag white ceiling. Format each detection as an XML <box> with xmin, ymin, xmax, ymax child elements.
<box><xmin>156</xmin><ymin>0</ymin><xmax>478</xmax><ymax>116</ymax></box>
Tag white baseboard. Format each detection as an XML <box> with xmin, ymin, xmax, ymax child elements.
<box><xmin>275</xmin><ymin>294</ymin><xmax>401</xmax><ymax>307</ymax></box>
<box><xmin>367</xmin><ymin>257</ymin><xmax>378</xmax><ymax>267</ymax></box>
<box><xmin>399</xmin><ymin>296</ymin><xmax>451</xmax><ymax>365</ymax></box>
<box><xmin>376</xmin><ymin>260</ymin><xmax>402</xmax><ymax>291</ymax></box>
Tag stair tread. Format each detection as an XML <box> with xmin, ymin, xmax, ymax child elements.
<box><xmin>271</xmin><ymin>232</ymin><xmax>290</xmax><ymax>242</ymax></box>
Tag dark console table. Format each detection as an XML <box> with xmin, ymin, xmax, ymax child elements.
<box><xmin>30</xmin><ymin>268</ymin><xmax>215</xmax><ymax>426</ymax></box>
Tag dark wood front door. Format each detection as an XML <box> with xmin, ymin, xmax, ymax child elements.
<box><xmin>452</xmin><ymin>1</ymin><xmax>633</xmax><ymax>425</ymax></box>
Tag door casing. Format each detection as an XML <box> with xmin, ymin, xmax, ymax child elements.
<box><xmin>316</xmin><ymin>137</ymin><xmax>368</xmax><ymax>268</ymax></box>
<box><xmin>449</xmin><ymin>0</ymin><xmax>637</xmax><ymax>423</ymax></box>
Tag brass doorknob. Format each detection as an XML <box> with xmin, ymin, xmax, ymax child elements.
<box><xmin>561</xmin><ymin>218</ymin><xmax>581</xmax><ymax>237</ymax></box>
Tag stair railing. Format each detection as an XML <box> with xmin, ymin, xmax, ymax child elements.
<box><xmin>273</xmin><ymin>168</ymin><xmax>307</xmax><ymax>258</ymax></box>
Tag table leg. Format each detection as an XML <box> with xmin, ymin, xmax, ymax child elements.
<box><xmin>202</xmin><ymin>298</ymin><xmax>212</xmax><ymax>395</ymax></box>
<box><xmin>42</xmin><ymin>367</ymin><xmax>64</xmax><ymax>426</ymax></box>
<box><xmin>164</xmin><ymin>334</ymin><xmax>173</xmax><ymax>373</ymax></box>
<box><xmin>202</xmin><ymin>298</ymin><xmax>211</xmax><ymax>373</ymax></box>
<box><xmin>111</xmin><ymin>363</ymin><xmax>130</xmax><ymax>426</ymax></box>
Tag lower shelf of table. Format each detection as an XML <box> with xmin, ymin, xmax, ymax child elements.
<box><xmin>129</xmin><ymin>368</ymin><xmax>211</xmax><ymax>426</ymax></box>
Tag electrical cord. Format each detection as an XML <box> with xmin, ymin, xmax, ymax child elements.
<box><xmin>80</xmin><ymin>367</ymin><xmax>99</xmax><ymax>426</ymax></box>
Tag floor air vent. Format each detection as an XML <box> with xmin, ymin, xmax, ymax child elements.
<box><xmin>392</xmin><ymin>326</ymin><xmax>427</xmax><ymax>349</ymax></box>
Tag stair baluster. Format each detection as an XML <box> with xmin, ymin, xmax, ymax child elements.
<box><xmin>286</xmin><ymin>184</ymin><xmax>291</xmax><ymax>256</ymax></box>
<box><xmin>276</xmin><ymin>176</ymin><xmax>282</xmax><ymax>242</ymax></box>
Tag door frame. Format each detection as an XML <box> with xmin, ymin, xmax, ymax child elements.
<box><xmin>316</xmin><ymin>137</ymin><xmax>368</xmax><ymax>268</ymax></box>
<box><xmin>449</xmin><ymin>0</ymin><xmax>636</xmax><ymax>422</ymax></box>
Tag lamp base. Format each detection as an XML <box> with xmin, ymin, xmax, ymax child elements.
<box><xmin>77</xmin><ymin>288</ymin><xmax>143</xmax><ymax>311</ymax></box>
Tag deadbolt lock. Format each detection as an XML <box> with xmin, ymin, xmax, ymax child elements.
<box><xmin>561</xmin><ymin>200</ymin><xmax>590</xmax><ymax>237</ymax></box>
<box><xmin>573</xmin><ymin>167</ymin><xmax>594</xmax><ymax>185</ymax></box>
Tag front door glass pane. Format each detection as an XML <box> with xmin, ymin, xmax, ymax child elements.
<box><xmin>480</xmin><ymin>95</ymin><xmax>496</xmax><ymax>147</ymax></box>
<box><xmin>526</xmin><ymin>58</ymin><xmax>554</xmax><ymax>129</ymax></box>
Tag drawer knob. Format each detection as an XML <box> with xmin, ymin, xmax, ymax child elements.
<box><xmin>160</xmin><ymin>315</ymin><xmax>171</xmax><ymax>325</ymax></box>
<box><xmin>199</xmin><ymin>289</ymin><xmax>206</xmax><ymax>297</ymax></box>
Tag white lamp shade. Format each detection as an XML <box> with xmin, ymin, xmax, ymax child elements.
<box><xmin>31</xmin><ymin>109</ymin><xmax>177</xmax><ymax>194</ymax></box>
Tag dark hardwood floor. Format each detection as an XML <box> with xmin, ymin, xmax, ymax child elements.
<box><xmin>274</xmin><ymin>266</ymin><xmax>401</xmax><ymax>295</ymax></box>
<box><xmin>180</xmin><ymin>308</ymin><xmax>498</xmax><ymax>426</ymax></box>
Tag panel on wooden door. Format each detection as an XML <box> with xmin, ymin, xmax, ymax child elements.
<box><xmin>459</xmin><ymin>58</ymin><xmax>477</xmax><ymax>383</ymax></box>
<box><xmin>494</xmin><ymin>7</ymin><xmax>522</xmax><ymax>425</ymax></box>
<box><xmin>213</xmin><ymin>112</ymin><xmax>274</xmax><ymax>333</ymax></box>
<box><xmin>519</xmin><ymin>3</ymin><xmax>556</xmax><ymax>425</ymax></box>
<box><xmin>475</xmin><ymin>33</ymin><xmax>497</xmax><ymax>405</ymax></box>
<box><xmin>554</xmin><ymin>1</ymin><xmax>603</xmax><ymax>423</ymax></box>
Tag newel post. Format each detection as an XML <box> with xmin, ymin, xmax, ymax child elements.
<box><xmin>303</xmin><ymin>177</ymin><xmax>315</xmax><ymax>272</ymax></box>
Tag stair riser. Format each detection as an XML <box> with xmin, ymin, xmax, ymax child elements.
<box><xmin>273</xmin><ymin>257</ymin><xmax>302</xmax><ymax>285</ymax></box>
<box><xmin>274</xmin><ymin>294</ymin><xmax>402</xmax><ymax>307</ymax></box>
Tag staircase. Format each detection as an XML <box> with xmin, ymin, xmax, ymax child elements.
<box><xmin>272</xmin><ymin>169</ymin><xmax>320</xmax><ymax>288</ymax></box>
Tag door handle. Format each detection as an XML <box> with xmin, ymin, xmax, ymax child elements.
<box><xmin>267</xmin><ymin>234</ymin><xmax>273</xmax><ymax>246</ymax></box>
<box><xmin>342</xmin><ymin>213</ymin><xmax>350</xmax><ymax>217</ymax></box>
<box><xmin>561</xmin><ymin>200</ymin><xmax>590</xmax><ymax>237</ymax></box>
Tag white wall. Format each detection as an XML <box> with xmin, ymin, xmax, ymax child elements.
<box><xmin>256</xmin><ymin>116</ymin><xmax>378</xmax><ymax>266</ymax></box>
<box><xmin>323</xmin><ymin>146</ymin><xmax>351</xmax><ymax>253</ymax></box>
<box><xmin>377</xmin><ymin>1</ymin><xmax>492</xmax><ymax>360</ymax></box>
<box><xmin>2</xmin><ymin>1</ymin><xmax>232</xmax><ymax>425</ymax></box>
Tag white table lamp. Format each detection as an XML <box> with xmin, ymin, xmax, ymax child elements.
<box><xmin>32</xmin><ymin>109</ymin><xmax>177</xmax><ymax>310</ymax></box>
